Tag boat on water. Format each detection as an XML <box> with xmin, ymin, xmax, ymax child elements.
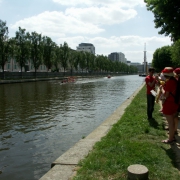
<box><xmin>61</xmin><ymin>76</ymin><xmax>76</xmax><ymax>83</ymax></box>
<box><xmin>107</xmin><ymin>75</ymin><xmax>111</xmax><ymax>78</ymax></box>
<box><xmin>139</xmin><ymin>74</ymin><xmax>146</xmax><ymax>77</ymax></box>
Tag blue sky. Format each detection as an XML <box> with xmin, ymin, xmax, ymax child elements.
<box><xmin>0</xmin><ymin>0</ymin><xmax>172</xmax><ymax>63</ymax></box>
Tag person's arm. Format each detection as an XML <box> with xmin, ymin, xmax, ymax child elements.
<box><xmin>147</xmin><ymin>76</ymin><xmax>159</xmax><ymax>87</ymax></box>
<box><xmin>160</xmin><ymin>86</ymin><xmax>170</xmax><ymax>99</ymax></box>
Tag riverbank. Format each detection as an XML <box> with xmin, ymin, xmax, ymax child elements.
<box><xmin>40</xmin><ymin>84</ymin><xmax>180</xmax><ymax>180</ymax></box>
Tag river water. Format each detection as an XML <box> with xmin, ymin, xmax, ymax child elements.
<box><xmin>0</xmin><ymin>75</ymin><xmax>144</xmax><ymax>180</ymax></box>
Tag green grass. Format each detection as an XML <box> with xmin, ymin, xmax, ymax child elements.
<box><xmin>74</xmin><ymin>86</ymin><xmax>180</xmax><ymax>180</ymax></box>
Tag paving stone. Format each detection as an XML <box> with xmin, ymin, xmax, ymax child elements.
<box><xmin>39</xmin><ymin>165</ymin><xmax>76</xmax><ymax>180</ymax></box>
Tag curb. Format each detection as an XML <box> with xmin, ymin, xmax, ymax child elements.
<box><xmin>39</xmin><ymin>83</ymin><xmax>145</xmax><ymax>180</ymax></box>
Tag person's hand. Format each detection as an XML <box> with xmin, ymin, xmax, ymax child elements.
<box><xmin>159</xmin><ymin>85</ymin><xmax>163</xmax><ymax>91</ymax></box>
<box><xmin>155</xmin><ymin>75</ymin><xmax>159</xmax><ymax>80</ymax></box>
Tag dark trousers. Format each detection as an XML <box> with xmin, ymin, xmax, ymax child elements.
<box><xmin>147</xmin><ymin>94</ymin><xmax>155</xmax><ymax>119</ymax></box>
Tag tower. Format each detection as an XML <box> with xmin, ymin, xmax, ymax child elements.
<box><xmin>144</xmin><ymin>43</ymin><xmax>147</xmax><ymax>74</ymax></box>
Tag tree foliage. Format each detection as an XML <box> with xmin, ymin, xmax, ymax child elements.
<box><xmin>59</xmin><ymin>42</ymin><xmax>70</xmax><ymax>75</ymax></box>
<box><xmin>0</xmin><ymin>19</ymin><xmax>139</xmax><ymax>76</ymax></box>
<box><xmin>69</xmin><ymin>50</ymin><xmax>77</xmax><ymax>75</ymax></box>
<box><xmin>144</xmin><ymin>0</ymin><xmax>180</xmax><ymax>41</ymax></box>
<box><xmin>152</xmin><ymin>46</ymin><xmax>174</xmax><ymax>72</ymax></box>
<box><xmin>0</xmin><ymin>20</ymin><xmax>9</xmax><ymax>73</ymax></box>
<box><xmin>15</xmin><ymin>27</ymin><xmax>30</xmax><ymax>73</ymax></box>
<box><xmin>171</xmin><ymin>39</ymin><xmax>180</xmax><ymax>66</ymax></box>
<box><xmin>42</xmin><ymin>36</ymin><xmax>56</xmax><ymax>71</ymax></box>
<box><xmin>28</xmin><ymin>31</ymin><xmax>43</xmax><ymax>75</ymax></box>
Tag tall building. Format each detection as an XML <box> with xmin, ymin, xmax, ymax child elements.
<box><xmin>108</xmin><ymin>52</ymin><xmax>119</xmax><ymax>62</ymax></box>
<box><xmin>76</xmin><ymin>43</ymin><xmax>95</xmax><ymax>55</ymax></box>
<box><xmin>108</xmin><ymin>52</ymin><xmax>127</xmax><ymax>64</ymax></box>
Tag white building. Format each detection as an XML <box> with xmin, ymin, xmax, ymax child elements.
<box><xmin>0</xmin><ymin>58</ymin><xmax>48</xmax><ymax>72</ymax></box>
<box><xmin>76</xmin><ymin>43</ymin><xmax>95</xmax><ymax>55</ymax></box>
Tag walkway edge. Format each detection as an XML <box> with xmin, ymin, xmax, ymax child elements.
<box><xmin>39</xmin><ymin>83</ymin><xmax>145</xmax><ymax>180</ymax></box>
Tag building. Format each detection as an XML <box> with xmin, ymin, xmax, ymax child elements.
<box><xmin>76</xmin><ymin>43</ymin><xmax>95</xmax><ymax>55</ymax></box>
<box><xmin>0</xmin><ymin>58</ymin><xmax>48</xmax><ymax>72</ymax></box>
<box><xmin>130</xmin><ymin>62</ymin><xmax>151</xmax><ymax>74</ymax></box>
<box><xmin>127</xmin><ymin>61</ymin><xmax>131</xmax><ymax>66</ymax></box>
<box><xmin>108</xmin><ymin>52</ymin><xmax>127</xmax><ymax>64</ymax></box>
<box><xmin>108</xmin><ymin>52</ymin><xmax>119</xmax><ymax>62</ymax></box>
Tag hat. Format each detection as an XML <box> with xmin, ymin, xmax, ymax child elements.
<box><xmin>174</xmin><ymin>68</ymin><xmax>180</xmax><ymax>75</ymax></box>
<box><xmin>159</xmin><ymin>73</ymin><xmax>165</xmax><ymax>81</ymax></box>
<box><xmin>162</xmin><ymin>67</ymin><xmax>174</xmax><ymax>77</ymax></box>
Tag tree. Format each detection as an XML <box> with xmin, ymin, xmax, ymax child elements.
<box><xmin>69</xmin><ymin>50</ymin><xmax>77</xmax><ymax>76</ymax></box>
<box><xmin>79</xmin><ymin>51</ymin><xmax>86</xmax><ymax>73</ymax></box>
<box><xmin>42</xmin><ymin>36</ymin><xmax>56</xmax><ymax>71</ymax></box>
<box><xmin>15</xmin><ymin>27</ymin><xmax>30</xmax><ymax>75</ymax></box>
<box><xmin>53</xmin><ymin>45</ymin><xmax>61</xmax><ymax>72</ymax></box>
<box><xmin>0</xmin><ymin>20</ymin><xmax>9</xmax><ymax>78</ymax></box>
<box><xmin>28</xmin><ymin>31</ymin><xmax>43</xmax><ymax>77</ymax></box>
<box><xmin>144</xmin><ymin>0</ymin><xmax>180</xmax><ymax>41</ymax></box>
<box><xmin>171</xmin><ymin>39</ymin><xmax>180</xmax><ymax>66</ymax></box>
<box><xmin>59</xmin><ymin>42</ymin><xmax>70</xmax><ymax>76</ymax></box>
<box><xmin>152</xmin><ymin>46</ymin><xmax>174</xmax><ymax>72</ymax></box>
<box><xmin>74</xmin><ymin>51</ymin><xmax>81</xmax><ymax>72</ymax></box>
<box><xmin>88</xmin><ymin>53</ymin><xmax>96</xmax><ymax>73</ymax></box>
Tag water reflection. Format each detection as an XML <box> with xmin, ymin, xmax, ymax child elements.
<box><xmin>0</xmin><ymin>75</ymin><xmax>144</xmax><ymax>180</ymax></box>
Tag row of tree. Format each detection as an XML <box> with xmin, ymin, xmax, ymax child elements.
<box><xmin>0</xmin><ymin>19</ymin><xmax>138</xmax><ymax>78</ymax></box>
<box><xmin>144</xmin><ymin>0</ymin><xmax>180</xmax><ymax>71</ymax></box>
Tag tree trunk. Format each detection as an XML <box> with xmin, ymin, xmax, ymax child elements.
<box><xmin>35</xmin><ymin>68</ymin><xmax>37</xmax><ymax>79</ymax></box>
<box><xmin>63</xmin><ymin>67</ymin><xmax>65</xmax><ymax>76</ymax></box>
<box><xmin>21</xmin><ymin>66</ymin><xmax>23</xmax><ymax>79</ymax></box>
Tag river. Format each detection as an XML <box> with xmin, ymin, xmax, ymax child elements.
<box><xmin>0</xmin><ymin>75</ymin><xmax>144</xmax><ymax>180</ymax></box>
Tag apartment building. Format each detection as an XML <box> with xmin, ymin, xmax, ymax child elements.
<box><xmin>108</xmin><ymin>52</ymin><xmax>127</xmax><ymax>64</ymax></box>
<box><xmin>76</xmin><ymin>43</ymin><xmax>95</xmax><ymax>55</ymax></box>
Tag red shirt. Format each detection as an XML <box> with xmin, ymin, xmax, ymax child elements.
<box><xmin>145</xmin><ymin>75</ymin><xmax>156</xmax><ymax>94</ymax></box>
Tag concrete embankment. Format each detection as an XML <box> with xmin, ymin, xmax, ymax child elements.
<box><xmin>39</xmin><ymin>83</ymin><xmax>145</xmax><ymax>180</ymax></box>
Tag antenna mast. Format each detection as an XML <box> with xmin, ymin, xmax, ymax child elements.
<box><xmin>144</xmin><ymin>43</ymin><xmax>147</xmax><ymax>74</ymax></box>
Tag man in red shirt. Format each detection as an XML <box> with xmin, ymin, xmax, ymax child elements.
<box><xmin>145</xmin><ymin>67</ymin><xmax>158</xmax><ymax>120</ymax></box>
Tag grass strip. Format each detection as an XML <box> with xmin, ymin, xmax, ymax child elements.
<box><xmin>74</xmin><ymin>85</ymin><xmax>180</xmax><ymax>180</ymax></box>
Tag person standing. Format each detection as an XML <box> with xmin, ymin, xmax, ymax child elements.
<box><xmin>145</xmin><ymin>67</ymin><xmax>158</xmax><ymax>120</ymax></box>
<box><xmin>160</xmin><ymin>67</ymin><xmax>179</xmax><ymax>144</ymax></box>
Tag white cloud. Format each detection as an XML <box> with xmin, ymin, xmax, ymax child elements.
<box><xmin>52</xmin><ymin>0</ymin><xmax>145</xmax><ymax>8</ymax></box>
<box><xmin>65</xmin><ymin>7</ymin><xmax>137</xmax><ymax>25</ymax></box>
<box><xmin>8</xmin><ymin>0</ymin><xmax>171</xmax><ymax>64</ymax></box>
<box><xmin>10</xmin><ymin>11</ymin><xmax>104</xmax><ymax>37</ymax></box>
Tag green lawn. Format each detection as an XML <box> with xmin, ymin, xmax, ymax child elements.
<box><xmin>74</xmin><ymin>85</ymin><xmax>180</xmax><ymax>180</ymax></box>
